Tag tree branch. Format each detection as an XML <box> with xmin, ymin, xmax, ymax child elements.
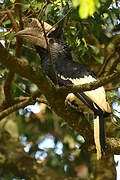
<box><xmin>3</xmin><ymin>71</ymin><xmax>14</xmax><ymax>103</ymax></box>
<box><xmin>0</xmin><ymin>42</ymin><xmax>93</xmax><ymax>143</ymax></box>
<box><xmin>98</xmin><ymin>34</ymin><xmax>120</xmax><ymax>76</ymax></box>
<box><xmin>1</xmin><ymin>42</ymin><xmax>120</xmax><ymax>154</ymax></box>
<box><xmin>82</xmin><ymin>137</ymin><xmax>120</xmax><ymax>155</ymax></box>
<box><xmin>0</xmin><ymin>97</ymin><xmax>48</xmax><ymax>120</ymax></box>
<box><xmin>7</xmin><ymin>10</ymin><xmax>19</xmax><ymax>32</ymax></box>
<box><xmin>57</xmin><ymin>71</ymin><xmax>120</xmax><ymax>95</ymax></box>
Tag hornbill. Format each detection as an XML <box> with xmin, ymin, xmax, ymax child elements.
<box><xmin>16</xmin><ymin>18</ymin><xmax>111</xmax><ymax>160</ymax></box>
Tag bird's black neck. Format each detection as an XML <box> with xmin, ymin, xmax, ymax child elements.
<box><xmin>35</xmin><ymin>40</ymin><xmax>72</xmax><ymax>68</ymax></box>
<box><xmin>35</xmin><ymin>46</ymin><xmax>48</xmax><ymax>62</ymax></box>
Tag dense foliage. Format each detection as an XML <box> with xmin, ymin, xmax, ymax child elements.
<box><xmin>0</xmin><ymin>0</ymin><xmax>120</xmax><ymax>179</ymax></box>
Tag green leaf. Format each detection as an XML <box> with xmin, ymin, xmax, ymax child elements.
<box><xmin>93</xmin><ymin>54</ymin><xmax>104</xmax><ymax>64</ymax></box>
<box><xmin>89</xmin><ymin>45</ymin><xmax>99</xmax><ymax>54</ymax></box>
<box><xmin>3</xmin><ymin>20</ymin><xmax>11</xmax><ymax>26</ymax></box>
<box><xmin>60</xmin><ymin>121</ymin><xmax>67</xmax><ymax>127</ymax></box>
<box><xmin>79</xmin><ymin>1</ymin><xmax>89</xmax><ymax>19</ymax></box>
<box><xmin>10</xmin><ymin>0</ymin><xmax>15</xmax><ymax>3</ymax></box>
<box><xmin>72</xmin><ymin>0</ymin><xmax>100</xmax><ymax>19</ymax></box>
<box><xmin>6</xmin><ymin>33</ymin><xmax>14</xmax><ymax>40</ymax></box>
<box><xmin>94</xmin><ymin>0</ymin><xmax>100</xmax><ymax>8</ymax></box>
<box><xmin>72</xmin><ymin>0</ymin><xmax>80</xmax><ymax>7</ymax></box>
<box><xmin>32</xmin><ymin>2</ymin><xmax>42</xmax><ymax>9</ymax></box>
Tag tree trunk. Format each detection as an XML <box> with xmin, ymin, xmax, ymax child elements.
<box><xmin>91</xmin><ymin>154</ymin><xmax>116</xmax><ymax>180</ymax></box>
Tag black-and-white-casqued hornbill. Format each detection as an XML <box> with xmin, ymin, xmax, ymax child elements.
<box><xmin>16</xmin><ymin>18</ymin><xmax>111</xmax><ymax>160</ymax></box>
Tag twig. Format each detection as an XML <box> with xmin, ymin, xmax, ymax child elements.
<box><xmin>0</xmin><ymin>98</ymin><xmax>33</xmax><ymax>120</ymax></box>
<box><xmin>98</xmin><ymin>35</ymin><xmax>120</xmax><ymax>76</ymax></box>
<box><xmin>0</xmin><ymin>10</ymin><xmax>14</xmax><ymax>14</ymax></box>
<box><xmin>4</xmin><ymin>71</ymin><xmax>14</xmax><ymax>103</ymax></box>
<box><xmin>6</xmin><ymin>6</ymin><xmax>22</xmax><ymax>57</ymax></box>
<box><xmin>27</xmin><ymin>0</ymin><xmax>38</xmax><ymax>17</ymax></box>
<box><xmin>15</xmin><ymin>0</ymin><xmax>23</xmax><ymax>58</ymax></box>
<box><xmin>115</xmin><ymin>0</ymin><xmax>119</xmax><ymax>7</ymax></box>
<box><xmin>38</xmin><ymin>1</ymin><xmax>48</xmax><ymax>20</ymax></box>
<box><xmin>98</xmin><ymin>50</ymin><xmax>116</xmax><ymax>77</ymax></box>
<box><xmin>47</xmin><ymin>7</ymin><xmax>72</xmax><ymax>35</ymax></box>
<box><xmin>14</xmin><ymin>96</ymin><xmax>30</xmax><ymax>102</ymax></box>
<box><xmin>0</xmin><ymin>14</ymin><xmax>7</xmax><ymax>24</ymax></box>
<box><xmin>40</xmin><ymin>21</ymin><xmax>58</xmax><ymax>85</ymax></box>
<box><xmin>15</xmin><ymin>0</ymin><xmax>24</xmax><ymax>30</ymax></box>
<box><xmin>106</xmin><ymin>85</ymin><xmax>120</xmax><ymax>91</ymax></box>
<box><xmin>7</xmin><ymin>10</ymin><xmax>19</xmax><ymax>32</ymax></box>
<box><xmin>106</xmin><ymin>53</ymin><xmax>120</xmax><ymax>75</ymax></box>
<box><xmin>2</xmin><ymin>28</ymin><xmax>13</xmax><ymax>36</ymax></box>
<box><xmin>36</xmin><ymin>97</ymin><xmax>49</xmax><ymax>105</ymax></box>
<box><xmin>14</xmin><ymin>83</ymin><xmax>30</xmax><ymax>96</ymax></box>
<box><xmin>111</xmin><ymin>118</ymin><xmax>120</xmax><ymax>128</ymax></box>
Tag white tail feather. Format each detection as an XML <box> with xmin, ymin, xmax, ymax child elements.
<box><xmin>94</xmin><ymin>116</ymin><xmax>102</xmax><ymax>160</ymax></box>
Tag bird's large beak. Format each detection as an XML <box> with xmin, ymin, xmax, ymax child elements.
<box><xmin>16</xmin><ymin>27</ymin><xmax>48</xmax><ymax>48</ymax></box>
<box><xmin>16</xmin><ymin>18</ymin><xmax>55</xmax><ymax>49</ymax></box>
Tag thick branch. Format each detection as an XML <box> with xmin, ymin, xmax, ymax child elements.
<box><xmin>0</xmin><ymin>43</ymin><xmax>55</xmax><ymax>94</ymax></box>
<box><xmin>1</xmin><ymin>43</ymin><xmax>120</xmax><ymax>155</ymax></box>
<box><xmin>0</xmin><ymin>97</ymin><xmax>48</xmax><ymax>120</ymax></box>
<box><xmin>82</xmin><ymin>137</ymin><xmax>120</xmax><ymax>156</ymax></box>
<box><xmin>57</xmin><ymin>71</ymin><xmax>120</xmax><ymax>95</ymax></box>
<box><xmin>0</xmin><ymin>42</ymin><xmax>93</xmax><ymax>143</ymax></box>
<box><xmin>1</xmin><ymin>42</ymin><xmax>119</xmax><ymax>95</ymax></box>
<box><xmin>0</xmin><ymin>98</ymin><xmax>33</xmax><ymax>120</ymax></box>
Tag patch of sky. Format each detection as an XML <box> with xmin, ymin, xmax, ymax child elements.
<box><xmin>19</xmin><ymin>136</ymin><xmax>27</xmax><ymax>146</ymax></box>
<box><xmin>25</xmin><ymin>102</ymin><xmax>41</xmax><ymax>114</ymax></box>
<box><xmin>0</xmin><ymin>40</ymin><xmax>5</xmax><ymax>46</ymax></box>
<box><xmin>0</xmin><ymin>28</ymin><xmax>7</xmax><ymax>32</ymax></box>
<box><xmin>21</xmin><ymin>84</ymin><xmax>26</xmax><ymax>90</ymax></box>
<box><xmin>19</xmin><ymin>136</ymin><xmax>31</xmax><ymax>152</ymax></box>
<box><xmin>114</xmin><ymin>155</ymin><xmax>120</xmax><ymax>180</ymax></box>
<box><xmin>35</xmin><ymin>151</ymin><xmax>47</xmax><ymax>160</ymax></box>
<box><xmin>76</xmin><ymin>135</ymin><xmax>85</xmax><ymax>143</ymax></box>
<box><xmin>112</xmin><ymin>92</ymin><xmax>120</xmax><ymax>180</ymax></box>
<box><xmin>64</xmin><ymin>164</ymin><xmax>67</xmax><ymax>172</ymax></box>
<box><xmin>55</xmin><ymin>141</ymin><xmax>63</xmax><ymax>155</ymax></box>
<box><xmin>24</xmin><ymin>143</ymin><xmax>31</xmax><ymax>152</ymax></box>
<box><xmin>112</xmin><ymin>102</ymin><xmax>120</xmax><ymax>118</ymax></box>
<box><xmin>38</xmin><ymin>135</ymin><xmax>55</xmax><ymax>150</ymax></box>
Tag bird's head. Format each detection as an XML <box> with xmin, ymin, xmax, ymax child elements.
<box><xmin>16</xmin><ymin>18</ymin><xmax>56</xmax><ymax>49</ymax></box>
<box><xmin>16</xmin><ymin>18</ymin><xmax>68</xmax><ymax>60</ymax></box>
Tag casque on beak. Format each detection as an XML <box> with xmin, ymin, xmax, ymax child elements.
<box><xmin>16</xmin><ymin>18</ymin><xmax>55</xmax><ymax>48</ymax></box>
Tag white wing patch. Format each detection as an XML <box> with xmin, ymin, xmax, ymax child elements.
<box><xmin>94</xmin><ymin>115</ymin><xmax>102</xmax><ymax>160</ymax></box>
<box><xmin>59</xmin><ymin>74</ymin><xmax>111</xmax><ymax>113</ymax></box>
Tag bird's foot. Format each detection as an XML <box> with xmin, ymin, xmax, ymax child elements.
<box><xmin>65</xmin><ymin>93</ymin><xmax>79</xmax><ymax>111</ymax></box>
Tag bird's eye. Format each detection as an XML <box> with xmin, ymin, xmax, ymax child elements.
<box><xmin>49</xmin><ymin>38</ymin><xmax>55</xmax><ymax>44</ymax></box>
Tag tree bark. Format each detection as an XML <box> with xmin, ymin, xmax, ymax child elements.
<box><xmin>91</xmin><ymin>154</ymin><xmax>116</xmax><ymax>180</ymax></box>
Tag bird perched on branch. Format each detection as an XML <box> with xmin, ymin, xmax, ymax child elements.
<box><xmin>16</xmin><ymin>18</ymin><xmax>111</xmax><ymax>160</ymax></box>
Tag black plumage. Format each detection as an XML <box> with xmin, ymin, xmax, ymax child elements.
<box><xmin>16</xmin><ymin>19</ymin><xmax>111</xmax><ymax>160</ymax></box>
<box><xmin>35</xmin><ymin>28</ymin><xmax>110</xmax><ymax>158</ymax></box>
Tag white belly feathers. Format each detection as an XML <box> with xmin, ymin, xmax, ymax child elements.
<box><xmin>60</xmin><ymin>75</ymin><xmax>111</xmax><ymax>113</ymax></box>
